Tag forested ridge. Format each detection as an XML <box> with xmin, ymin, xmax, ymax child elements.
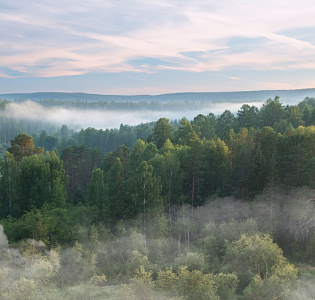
<box><xmin>0</xmin><ymin>96</ymin><xmax>314</xmax><ymax>299</ymax></box>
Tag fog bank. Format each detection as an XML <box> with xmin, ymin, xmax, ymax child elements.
<box><xmin>4</xmin><ymin>101</ymin><xmax>263</xmax><ymax>130</ymax></box>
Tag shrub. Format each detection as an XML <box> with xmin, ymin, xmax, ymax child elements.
<box><xmin>213</xmin><ymin>273</ymin><xmax>239</xmax><ymax>300</ymax></box>
<box><xmin>173</xmin><ymin>252</ymin><xmax>207</xmax><ymax>271</ymax></box>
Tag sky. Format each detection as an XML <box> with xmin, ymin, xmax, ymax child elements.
<box><xmin>0</xmin><ymin>0</ymin><xmax>315</xmax><ymax>95</ymax></box>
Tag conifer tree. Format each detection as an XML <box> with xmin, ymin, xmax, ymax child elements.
<box><xmin>107</xmin><ymin>158</ymin><xmax>125</xmax><ymax>221</ymax></box>
<box><xmin>152</xmin><ymin>118</ymin><xmax>173</xmax><ymax>149</ymax></box>
<box><xmin>8</xmin><ymin>133</ymin><xmax>43</xmax><ymax>161</ymax></box>
<box><xmin>87</xmin><ymin>168</ymin><xmax>108</xmax><ymax>218</ymax></box>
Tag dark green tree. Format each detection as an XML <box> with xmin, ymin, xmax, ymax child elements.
<box><xmin>285</xmin><ymin>105</ymin><xmax>304</xmax><ymax>128</ymax></box>
<box><xmin>237</xmin><ymin>104</ymin><xmax>259</xmax><ymax>129</ymax></box>
<box><xmin>0</xmin><ymin>153</ymin><xmax>19</xmax><ymax>217</ymax></box>
<box><xmin>248</xmin><ymin>145</ymin><xmax>267</xmax><ymax>197</ymax></box>
<box><xmin>44</xmin><ymin>151</ymin><xmax>68</xmax><ymax>209</ymax></box>
<box><xmin>128</xmin><ymin>161</ymin><xmax>162</xmax><ymax>218</ymax></box>
<box><xmin>152</xmin><ymin>118</ymin><xmax>173</xmax><ymax>149</ymax></box>
<box><xmin>175</xmin><ymin>118</ymin><xmax>198</xmax><ymax>146</ymax></box>
<box><xmin>203</xmin><ymin>138</ymin><xmax>230</xmax><ymax>197</ymax></box>
<box><xmin>149</xmin><ymin>150</ymin><xmax>183</xmax><ymax>221</ymax></box>
<box><xmin>192</xmin><ymin>114</ymin><xmax>216</xmax><ymax>140</ymax></box>
<box><xmin>61</xmin><ymin>145</ymin><xmax>92</xmax><ymax>204</ymax></box>
<box><xmin>107</xmin><ymin>158</ymin><xmax>126</xmax><ymax>221</ymax></box>
<box><xmin>259</xmin><ymin>96</ymin><xmax>284</xmax><ymax>128</ymax></box>
<box><xmin>87</xmin><ymin>168</ymin><xmax>108</xmax><ymax>218</ymax></box>
<box><xmin>216</xmin><ymin>110</ymin><xmax>235</xmax><ymax>140</ymax></box>
<box><xmin>19</xmin><ymin>155</ymin><xmax>50</xmax><ymax>214</ymax></box>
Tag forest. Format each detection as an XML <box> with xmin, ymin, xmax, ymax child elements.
<box><xmin>0</xmin><ymin>96</ymin><xmax>314</xmax><ymax>299</ymax></box>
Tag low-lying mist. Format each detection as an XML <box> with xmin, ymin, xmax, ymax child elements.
<box><xmin>0</xmin><ymin>187</ymin><xmax>314</xmax><ymax>300</ymax></box>
<box><xmin>4</xmin><ymin>100</ymin><xmax>263</xmax><ymax>130</ymax></box>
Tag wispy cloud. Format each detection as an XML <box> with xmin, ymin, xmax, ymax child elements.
<box><xmin>0</xmin><ymin>0</ymin><xmax>315</xmax><ymax>85</ymax></box>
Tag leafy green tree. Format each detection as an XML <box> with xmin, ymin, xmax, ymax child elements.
<box><xmin>174</xmin><ymin>266</ymin><xmax>220</xmax><ymax>300</ymax></box>
<box><xmin>203</xmin><ymin>139</ymin><xmax>230</xmax><ymax>197</ymax></box>
<box><xmin>223</xmin><ymin>234</ymin><xmax>298</xmax><ymax>292</ymax></box>
<box><xmin>301</xmin><ymin>106</ymin><xmax>312</xmax><ymax>126</ymax></box>
<box><xmin>149</xmin><ymin>150</ymin><xmax>183</xmax><ymax>221</ymax></box>
<box><xmin>184</xmin><ymin>138</ymin><xmax>205</xmax><ymax>207</ymax></box>
<box><xmin>141</xmin><ymin>142</ymin><xmax>158</xmax><ymax>162</ymax></box>
<box><xmin>60</xmin><ymin>124</ymin><xmax>69</xmax><ymax>139</ymax></box>
<box><xmin>159</xmin><ymin>138</ymin><xmax>175</xmax><ymax>155</ymax></box>
<box><xmin>19</xmin><ymin>155</ymin><xmax>50</xmax><ymax>214</ymax></box>
<box><xmin>107</xmin><ymin>158</ymin><xmax>126</xmax><ymax>221</ymax></box>
<box><xmin>237</xmin><ymin>104</ymin><xmax>259</xmax><ymax>128</ymax></box>
<box><xmin>226</xmin><ymin>128</ymin><xmax>256</xmax><ymax>197</ymax></box>
<box><xmin>248</xmin><ymin>145</ymin><xmax>267</xmax><ymax>197</ymax></box>
<box><xmin>152</xmin><ymin>118</ymin><xmax>173</xmax><ymax>149</ymax></box>
<box><xmin>128</xmin><ymin>161</ymin><xmax>162</xmax><ymax>244</ymax></box>
<box><xmin>175</xmin><ymin>118</ymin><xmax>198</xmax><ymax>146</ymax></box>
<box><xmin>38</xmin><ymin>130</ymin><xmax>48</xmax><ymax>148</ymax></box>
<box><xmin>87</xmin><ymin>168</ymin><xmax>108</xmax><ymax>218</ymax></box>
<box><xmin>128</xmin><ymin>161</ymin><xmax>162</xmax><ymax>217</ymax></box>
<box><xmin>15</xmin><ymin>152</ymin><xmax>67</xmax><ymax>215</ymax></box>
<box><xmin>61</xmin><ymin>145</ymin><xmax>92</xmax><ymax>204</ymax></box>
<box><xmin>102</xmin><ymin>144</ymin><xmax>129</xmax><ymax>179</ymax></box>
<box><xmin>127</xmin><ymin>139</ymin><xmax>147</xmax><ymax>174</ymax></box>
<box><xmin>192</xmin><ymin>114</ymin><xmax>216</xmax><ymax>140</ymax></box>
<box><xmin>21</xmin><ymin>208</ymin><xmax>50</xmax><ymax>244</ymax></box>
<box><xmin>44</xmin><ymin>151</ymin><xmax>68</xmax><ymax>209</ymax></box>
<box><xmin>259</xmin><ymin>96</ymin><xmax>284</xmax><ymax>128</ymax></box>
<box><xmin>44</xmin><ymin>135</ymin><xmax>59</xmax><ymax>152</ymax></box>
<box><xmin>285</xmin><ymin>105</ymin><xmax>305</xmax><ymax>128</ymax></box>
<box><xmin>278</xmin><ymin>134</ymin><xmax>314</xmax><ymax>188</ymax></box>
<box><xmin>0</xmin><ymin>153</ymin><xmax>19</xmax><ymax>217</ymax></box>
<box><xmin>43</xmin><ymin>207</ymin><xmax>73</xmax><ymax>245</ymax></box>
<box><xmin>256</xmin><ymin>126</ymin><xmax>280</xmax><ymax>168</ymax></box>
<box><xmin>216</xmin><ymin>110</ymin><xmax>235</xmax><ymax>140</ymax></box>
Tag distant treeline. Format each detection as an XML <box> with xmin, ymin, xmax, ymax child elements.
<box><xmin>0</xmin><ymin>96</ymin><xmax>314</xmax><ymax>157</ymax></box>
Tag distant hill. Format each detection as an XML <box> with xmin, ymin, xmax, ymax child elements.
<box><xmin>1</xmin><ymin>88</ymin><xmax>315</xmax><ymax>103</ymax></box>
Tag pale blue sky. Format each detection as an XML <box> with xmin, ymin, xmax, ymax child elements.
<box><xmin>0</xmin><ymin>0</ymin><xmax>315</xmax><ymax>95</ymax></box>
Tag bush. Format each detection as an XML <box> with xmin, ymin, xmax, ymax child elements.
<box><xmin>6</xmin><ymin>277</ymin><xmax>38</xmax><ymax>300</ymax></box>
<box><xmin>173</xmin><ymin>252</ymin><xmax>207</xmax><ymax>271</ymax></box>
<box><xmin>223</xmin><ymin>234</ymin><xmax>293</xmax><ymax>291</ymax></box>
<box><xmin>175</xmin><ymin>266</ymin><xmax>220</xmax><ymax>300</ymax></box>
<box><xmin>214</xmin><ymin>273</ymin><xmax>239</xmax><ymax>300</ymax></box>
<box><xmin>156</xmin><ymin>268</ymin><xmax>178</xmax><ymax>291</ymax></box>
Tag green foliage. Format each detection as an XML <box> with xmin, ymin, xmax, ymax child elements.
<box><xmin>216</xmin><ymin>110</ymin><xmax>235</xmax><ymax>140</ymax></box>
<box><xmin>152</xmin><ymin>118</ymin><xmax>173</xmax><ymax>149</ymax></box>
<box><xmin>107</xmin><ymin>158</ymin><xmax>126</xmax><ymax>222</ymax></box>
<box><xmin>213</xmin><ymin>273</ymin><xmax>239</xmax><ymax>300</ymax></box>
<box><xmin>7</xmin><ymin>133</ymin><xmax>43</xmax><ymax>161</ymax></box>
<box><xmin>0</xmin><ymin>153</ymin><xmax>19</xmax><ymax>218</ymax></box>
<box><xmin>243</xmin><ymin>262</ymin><xmax>299</xmax><ymax>300</ymax></box>
<box><xmin>260</xmin><ymin>96</ymin><xmax>284</xmax><ymax>127</ymax></box>
<box><xmin>128</xmin><ymin>161</ymin><xmax>162</xmax><ymax>218</ymax></box>
<box><xmin>0</xmin><ymin>100</ymin><xmax>314</xmax><ymax>299</ymax></box>
<box><xmin>87</xmin><ymin>168</ymin><xmax>108</xmax><ymax>214</ymax></box>
<box><xmin>237</xmin><ymin>104</ymin><xmax>259</xmax><ymax>129</ymax></box>
<box><xmin>175</xmin><ymin>266</ymin><xmax>220</xmax><ymax>300</ymax></box>
<box><xmin>223</xmin><ymin>234</ymin><xmax>299</xmax><ymax>293</ymax></box>
<box><xmin>173</xmin><ymin>252</ymin><xmax>206</xmax><ymax>272</ymax></box>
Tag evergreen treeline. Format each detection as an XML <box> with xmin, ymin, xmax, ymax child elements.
<box><xmin>1</xmin><ymin>96</ymin><xmax>315</xmax><ymax>157</ymax></box>
<box><xmin>0</xmin><ymin>96</ymin><xmax>314</xmax><ymax>299</ymax></box>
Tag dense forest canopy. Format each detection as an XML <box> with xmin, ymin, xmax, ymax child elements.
<box><xmin>0</xmin><ymin>95</ymin><xmax>314</xmax><ymax>299</ymax></box>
